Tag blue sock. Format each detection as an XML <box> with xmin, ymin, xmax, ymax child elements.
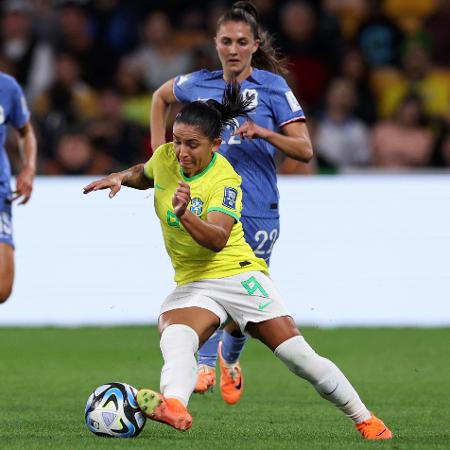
<box><xmin>221</xmin><ymin>330</ymin><xmax>247</xmax><ymax>364</ymax></box>
<box><xmin>197</xmin><ymin>329</ymin><xmax>223</xmax><ymax>367</ymax></box>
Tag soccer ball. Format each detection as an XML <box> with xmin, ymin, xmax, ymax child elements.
<box><xmin>85</xmin><ymin>382</ymin><xmax>146</xmax><ymax>438</ymax></box>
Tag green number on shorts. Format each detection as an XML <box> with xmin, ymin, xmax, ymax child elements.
<box><xmin>167</xmin><ymin>210</ymin><xmax>180</xmax><ymax>228</ymax></box>
<box><xmin>241</xmin><ymin>276</ymin><xmax>268</xmax><ymax>298</ymax></box>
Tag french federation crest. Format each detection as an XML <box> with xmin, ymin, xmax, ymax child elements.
<box><xmin>190</xmin><ymin>197</ymin><xmax>204</xmax><ymax>215</ymax></box>
<box><xmin>223</xmin><ymin>187</ymin><xmax>237</xmax><ymax>210</ymax></box>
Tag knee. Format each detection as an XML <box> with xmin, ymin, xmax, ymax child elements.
<box><xmin>160</xmin><ymin>324</ymin><xmax>199</xmax><ymax>358</ymax></box>
<box><xmin>274</xmin><ymin>335</ymin><xmax>318</xmax><ymax>376</ymax></box>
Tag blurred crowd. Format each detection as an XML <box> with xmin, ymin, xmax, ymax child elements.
<box><xmin>1</xmin><ymin>0</ymin><xmax>450</xmax><ymax>175</ymax></box>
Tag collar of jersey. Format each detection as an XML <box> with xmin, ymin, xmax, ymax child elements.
<box><xmin>179</xmin><ymin>152</ymin><xmax>217</xmax><ymax>182</ymax></box>
<box><xmin>203</xmin><ymin>68</ymin><xmax>263</xmax><ymax>85</ymax></box>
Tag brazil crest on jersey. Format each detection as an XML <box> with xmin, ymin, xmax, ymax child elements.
<box><xmin>144</xmin><ymin>143</ymin><xmax>268</xmax><ymax>286</ymax></box>
<box><xmin>173</xmin><ymin>68</ymin><xmax>305</xmax><ymax>219</ymax></box>
<box><xmin>0</xmin><ymin>73</ymin><xmax>30</xmax><ymax>193</ymax></box>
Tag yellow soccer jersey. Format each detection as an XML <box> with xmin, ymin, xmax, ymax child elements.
<box><xmin>144</xmin><ymin>143</ymin><xmax>268</xmax><ymax>285</ymax></box>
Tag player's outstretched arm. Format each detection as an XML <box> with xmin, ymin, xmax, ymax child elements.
<box><xmin>83</xmin><ymin>163</ymin><xmax>153</xmax><ymax>198</ymax></box>
<box><xmin>173</xmin><ymin>181</ymin><xmax>234</xmax><ymax>252</ymax></box>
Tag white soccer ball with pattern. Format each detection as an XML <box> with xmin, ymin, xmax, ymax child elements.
<box><xmin>85</xmin><ymin>382</ymin><xmax>146</xmax><ymax>438</ymax></box>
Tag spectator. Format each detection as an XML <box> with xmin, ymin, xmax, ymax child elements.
<box><xmin>114</xmin><ymin>57</ymin><xmax>152</xmax><ymax>129</ymax></box>
<box><xmin>87</xmin><ymin>0</ymin><xmax>139</xmax><ymax>57</ymax></box>
<box><xmin>314</xmin><ymin>78</ymin><xmax>371</xmax><ymax>170</ymax></box>
<box><xmin>129</xmin><ymin>10</ymin><xmax>193</xmax><ymax>91</ymax></box>
<box><xmin>33</xmin><ymin>52</ymin><xmax>99</xmax><ymax>158</ymax></box>
<box><xmin>30</xmin><ymin>0</ymin><xmax>59</xmax><ymax>43</ymax></box>
<box><xmin>55</xmin><ymin>1</ymin><xmax>116</xmax><ymax>89</ymax></box>
<box><xmin>277</xmin><ymin>0</ymin><xmax>342</xmax><ymax>110</ymax></box>
<box><xmin>86</xmin><ymin>88</ymin><xmax>146</xmax><ymax>166</ymax></box>
<box><xmin>379</xmin><ymin>40</ymin><xmax>450</xmax><ymax>120</ymax></box>
<box><xmin>372</xmin><ymin>93</ymin><xmax>433</xmax><ymax>168</ymax></box>
<box><xmin>0</xmin><ymin>0</ymin><xmax>54</xmax><ymax>100</ymax></box>
<box><xmin>339</xmin><ymin>46</ymin><xmax>377</xmax><ymax>124</ymax></box>
<box><xmin>43</xmin><ymin>129</ymin><xmax>118</xmax><ymax>175</ymax></box>
<box><xmin>355</xmin><ymin>0</ymin><xmax>404</xmax><ymax>67</ymax></box>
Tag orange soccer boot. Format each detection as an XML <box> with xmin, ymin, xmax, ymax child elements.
<box><xmin>136</xmin><ymin>389</ymin><xmax>192</xmax><ymax>431</ymax></box>
<box><xmin>356</xmin><ymin>414</ymin><xmax>393</xmax><ymax>440</ymax></box>
<box><xmin>194</xmin><ymin>364</ymin><xmax>216</xmax><ymax>393</ymax></box>
<box><xmin>218</xmin><ymin>341</ymin><xmax>244</xmax><ymax>405</ymax></box>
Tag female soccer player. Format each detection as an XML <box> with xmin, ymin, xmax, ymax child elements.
<box><xmin>83</xmin><ymin>82</ymin><xmax>392</xmax><ymax>440</ymax></box>
<box><xmin>0</xmin><ymin>72</ymin><xmax>37</xmax><ymax>303</ymax></box>
<box><xmin>150</xmin><ymin>0</ymin><xmax>313</xmax><ymax>402</ymax></box>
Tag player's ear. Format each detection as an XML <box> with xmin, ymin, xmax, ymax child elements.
<box><xmin>252</xmin><ymin>39</ymin><xmax>260</xmax><ymax>55</ymax></box>
<box><xmin>212</xmin><ymin>138</ymin><xmax>222</xmax><ymax>152</ymax></box>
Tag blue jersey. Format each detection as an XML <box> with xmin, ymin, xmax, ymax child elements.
<box><xmin>173</xmin><ymin>68</ymin><xmax>305</xmax><ymax>219</ymax></box>
<box><xmin>0</xmin><ymin>73</ymin><xmax>30</xmax><ymax>191</ymax></box>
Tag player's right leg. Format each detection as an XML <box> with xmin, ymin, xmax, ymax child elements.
<box><xmin>137</xmin><ymin>284</ymin><xmax>227</xmax><ymax>431</ymax></box>
<box><xmin>0</xmin><ymin>207</ymin><xmax>15</xmax><ymax>303</ymax></box>
<box><xmin>247</xmin><ymin>315</ymin><xmax>392</xmax><ymax>440</ymax></box>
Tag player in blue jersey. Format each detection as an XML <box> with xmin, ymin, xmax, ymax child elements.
<box><xmin>149</xmin><ymin>1</ymin><xmax>313</xmax><ymax>403</ymax></box>
<box><xmin>0</xmin><ymin>72</ymin><xmax>37</xmax><ymax>303</ymax></box>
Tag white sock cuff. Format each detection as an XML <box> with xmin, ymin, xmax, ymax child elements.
<box><xmin>160</xmin><ymin>324</ymin><xmax>199</xmax><ymax>354</ymax></box>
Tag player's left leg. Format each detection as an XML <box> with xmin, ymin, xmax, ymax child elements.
<box><xmin>247</xmin><ymin>316</ymin><xmax>392</xmax><ymax>440</ymax></box>
<box><xmin>138</xmin><ymin>283</ymin><xmax>228</xmax><ymax>431</ymax></box>
<box><xmin>138</xmin><ymin>306</ymin><xmax>219</xmax><ymax>431</ymax></box>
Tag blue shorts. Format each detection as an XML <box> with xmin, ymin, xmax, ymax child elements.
<box><xmin>0</xmin><ymin>193</ymin><xmax>13</xmax><ymax>248</ymax></box>
<box><xmin>241</xmin><ymin>216</ymin><xmax>280</xmax><ymax>266</ymax></box>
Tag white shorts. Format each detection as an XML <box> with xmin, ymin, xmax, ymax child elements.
<box><xmin>160</xmin><ymin>271</ymin><xmax>291</xmax><ymax>334</ymax></box>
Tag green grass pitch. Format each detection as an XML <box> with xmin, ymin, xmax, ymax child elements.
<box><xmin>0</xmin><ymin>327</ymin><xmax>448</xmax><ymax>449</ymax></box>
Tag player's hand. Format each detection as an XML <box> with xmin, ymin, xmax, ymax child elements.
<box><xmin>233</xmin><ymin>121</ymin><xmax>269</xmax><ymax>140</ymax></box>
<box><xmin>172</xmin><ymin>181</ymin><xmax>191</xmax><ymax>218</ymax></box>
<box><xmin>12</xmin><ymin>165</ymin><xmax>35</xmax><ymax>205</ymax></box>
<box><xmin>83</xmin><ymin>174</ymin><xmax>123</xmax><ymax>198</ymax></box>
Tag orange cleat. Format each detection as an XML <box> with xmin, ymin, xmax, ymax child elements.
<box><xmin>136</xmin><ymin>389</ymin><xmax>192</xmax><ymax>431</ymax></box>
<box><xmin>218</xmin><ymin>341</ymin><xmax>243</xmax><ymax>405</ymax></box>
<box><xmin>194</xmin><ymin>364</ymin><xmax>216</xmax><ymax>393</ymax></box>
<box><xmin>356</xmin><ymin>414</ymin><xmax>393</xmax><ymax>440</ymax></box>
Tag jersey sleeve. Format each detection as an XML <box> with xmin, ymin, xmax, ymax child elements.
<box><xmin>173</xmin><ymin>71</ymin><xmax>203</xmax><ymax>103</ymax></box>
<box><xmin>9</xmin><ymin>78</ymin><xmax>30</xmax><ymax>128</ymax></box>
<box><xmin>143</xmin><ymin>157</ymin><xmax>154</xmax><ymax>180</ymax></box>
<box><xmin>269</xmin><ymin>76</ymin><xmax>306</xmax><ymax>128</ymax></box>
<box><xmin>206</xmin><ymin>174</ymin><xmax>242</xmax><ymax>222</ymax></box>
<box><xmin>143</xmin><ymin>144</ymin><xmax>164</xmax><ymax>179</ymax></box>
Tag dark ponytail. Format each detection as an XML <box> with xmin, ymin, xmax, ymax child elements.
<box><xmin>217</xmin><ymin>1</ymin><xmax>287</xmax><ymax>75</ymax></box>
<box><xmin>174</xmin><ymin>80</ymin><xmax>255</xmax><ymax>140</ymax></box>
